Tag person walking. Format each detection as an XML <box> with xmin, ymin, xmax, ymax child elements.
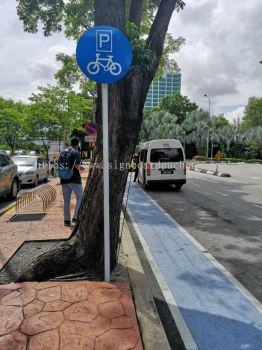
<box><xmin>133</xmin><ymin>153</ymin><xmax>140</xmax><ymax>182</ymax></box>
<box><xmin>58</xmin><ymin>137</ymin><xmax>84</xmax><ymax>226</ymax></box>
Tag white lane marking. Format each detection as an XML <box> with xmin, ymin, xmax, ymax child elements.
<box><xmin>191</xmin><ymin>174</ymin><xmax>219</xmax><ymax>183</ymax></box>
<box><xmin>253</xmin><ymin>204</ymin><xmax>262</xmax><ymax>209</ymax></box>
<box><xmin>191</xmin><ymin>188</ymin><xmax>211</xmax><ymax>196</ymax></box>
<box><xmin>203</xmin><ymin>178</ymin><xmax>219</xmax><ymax>183</ymax></box>
<box><xmin>215</xmin><ymin>191</ymin><xmax>229</xmax><ymax>197</ymax></box>
<box><xmin>245</xmin><ymin>179</ymin><xmax>261</xmax><ymax>184</ymax></box>
<box><xmin>135</xmin><ymin>183</ymin><xmax>262</xmax><ymax>314</ymax></box>
<box><xmin>190</xmin><ymin>183</ymin><xmax>201</xmax><ymax>187</ymax></box>
<box><xmin>127</xmin><ymin>207</ymin><xmax>198</xmax><ymax>350</ymax></box>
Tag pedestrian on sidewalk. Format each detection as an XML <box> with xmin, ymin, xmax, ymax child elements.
<box><xmin>133</xmin><ymin>153</ymin><xmax>139</xmax><ymax>182</ymax></box>
<box><xmin>58</xmin><ymin>137</ymin><xmax>84</xmax><ymax>226</ymax></box>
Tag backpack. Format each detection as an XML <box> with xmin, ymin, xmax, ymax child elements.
<box><xmin>58</xmin><ymin>148</ymin><xmax>75</xmax><ymax>180</ymax></box>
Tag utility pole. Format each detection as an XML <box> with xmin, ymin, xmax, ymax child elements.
<box><xmin>204</xmin><ymin>94</ymin><xmax>211</xmax><ymax>158</ymax></box>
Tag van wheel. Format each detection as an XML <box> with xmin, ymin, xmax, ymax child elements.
<box><xmin>143</xmin><ymin>182</ymin><xmax>150</xmax><ymax>191</ymax></box>
<box><xmin>175</xmin><ymin>184</ymin><xmax>182</xmax><ymax>191</ymax></box>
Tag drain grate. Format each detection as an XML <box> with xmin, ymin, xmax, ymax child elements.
<box><xmin>8</xmin><ymin>213</ymin><xmax>46</xmax><ymax>222</ymax></box>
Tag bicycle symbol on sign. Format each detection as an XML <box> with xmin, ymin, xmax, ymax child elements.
<box><xmin>87</xmin><ymin>54</ymin><xmax>122</xmax><ymax>76</ymax></box>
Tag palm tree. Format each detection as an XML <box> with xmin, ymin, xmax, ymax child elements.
<box><xmin>140</xmin><ymin>110</ymin><xmax>178</xmax><ymax>141</ymax></box>
<box><xmin>218</xmin><ymin>125</ymin><xmax>239</xmax><ymax>156</ymax></box>
<box><xmin>183</xmin><ymin>110</ymin><xmax>210</xmax><ymax>155</ymax></box>
<box><xmin>245</xmin><ymin>126</ymin><xmax>262</xmax><ymax>158</ymax></box>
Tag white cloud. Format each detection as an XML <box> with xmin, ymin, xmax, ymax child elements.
<box><xmin>170</xmin><ymin>0</ymin><xmax>262</xmax><ymax>117</ymax></box>
<box><xmin>0</xmin><ymin>0</ymin><xmax>262</xmax><ymax>116</ymax></box>
<box><xmin>0</xmin><ymin>0</ymin><xmax>75</xmax><ymax>102</ymax></box>
<box><xmin>224</xmin><ymin>106</ymin><xmax>245</xmax><ymax>124</ymax></box>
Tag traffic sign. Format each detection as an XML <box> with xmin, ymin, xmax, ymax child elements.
<box><xmin>76</xmin><ymin>25</ymin><xmax>133</xmax><ymax>84</ymax></box>
<box><xmin>84</xmin><ymin>122</ymin><xmax>97</xmax><ymax>136</ymax></box>
<box><xmin>76</xmin><ymin>26</ymin><xmax>133</xmax><ymax>283</ymax></box>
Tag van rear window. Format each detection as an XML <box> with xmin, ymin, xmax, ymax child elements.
<box><xmin>150</xmin><ymin>148</ymin><xmax>184</xmax><ymax>162</ymax></box>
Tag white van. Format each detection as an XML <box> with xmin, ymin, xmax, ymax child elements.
<box><xmin>137</xmin><ymin>139</ymin><xmax>186</xmax><ymax>190</ymax></box>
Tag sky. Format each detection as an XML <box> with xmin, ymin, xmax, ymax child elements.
<box><xmin>0</xmin><ymin>0</ymin><xmax>261</xmax><ymax>123</ymax></box>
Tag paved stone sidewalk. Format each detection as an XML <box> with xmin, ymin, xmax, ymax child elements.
<box><xmin>0</xmin><ymin>281</ymin><xmax>142</xmax><ymax>350</ymax></box>
<box><xmin>0</xmin><ymin>176</ymin><xmax>84</xmax><ymax>269</ymax></box>
<box><xmin>0</xmin><ymin>173</ymin><xmax>144</xmax><ymax>349</ymax></box>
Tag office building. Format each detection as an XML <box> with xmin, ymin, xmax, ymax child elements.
<box><xmin>144</xmin><ymin>71</ymin><xmax>181</xmax><ymax>108</ymax></box>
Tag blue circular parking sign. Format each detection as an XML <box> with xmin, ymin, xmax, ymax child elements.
<box><xmin>76</xmin><ymin>25</ymin><xmax>133</xmax><ymax>84</ymax></box>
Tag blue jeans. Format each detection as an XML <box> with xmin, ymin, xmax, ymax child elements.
<box><xmin>62</xmin><ymin>183</ymin><xmax>83</xmax><ymax>221</ymax></box>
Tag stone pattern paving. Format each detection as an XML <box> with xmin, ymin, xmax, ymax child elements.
<box><xmin>0</xmin><ymin>281</ymin><xmax>143</xmax><ymax>350</ymax></box>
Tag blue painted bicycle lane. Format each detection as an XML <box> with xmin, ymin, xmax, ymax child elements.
<box><xmin>126</xmin><ymin>182</ymin><xmax>262</xmax><ymax>350</ymax></box>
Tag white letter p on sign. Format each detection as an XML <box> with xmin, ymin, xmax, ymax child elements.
<box><xmin>96</xmin><ymin>30</ymin><xmax>113</xmax><ymax>52</ymax></box>
<box><xmin>99</xmin><ymin>34</ymin><xmax>110</xmax><ymax>48</ymax></box>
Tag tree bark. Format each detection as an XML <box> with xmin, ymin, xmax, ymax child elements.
<box><xmin>129</xmin><ymin>0</ymin><xmax>144</xmax><ymax>29</ymax></box>
<box><xmin>15</xmin><ymin>0</ymin><xmax>179</xmax><ymax>282</ymax></box>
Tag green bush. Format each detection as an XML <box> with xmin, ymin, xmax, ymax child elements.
<box><xmin>219</xmin><ymin>158</ymin><xmax>262</xmax><ymax>163</ymax></box>
<box><xmin>246</xmin><ymin>159</ymin><xmax>262</xmax><ymax>164</ymax></box>
<box><xmin>193</xmin><ymin>156</ymin><xmax>207</xmax><ymax>161</ymax></box>
<box><xmin>193</xmin><ymin>156</ymin><xmax>262</xmax><ymax>163</ymax></box>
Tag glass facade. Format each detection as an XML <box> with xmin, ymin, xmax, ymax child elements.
<box><xmin>144</xmin><ymin>71</ymin><xmax>181</xmax><ymax>108</ymax></box>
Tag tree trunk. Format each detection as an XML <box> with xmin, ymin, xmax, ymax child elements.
<box><xmin>15</xmin><ymin>0</ymin><xmax>179</xmax><ymax>282</ymax></box>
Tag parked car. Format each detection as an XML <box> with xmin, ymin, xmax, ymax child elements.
<box><xmin>137</xmin><ymin>139</ymin><xmax>187</xmax><ymax>190</ymax></box>
<box><xmin>0</xmin><ymin>152</ymin><xmax>20</xmax><ymax>199</ymax></box>
<box><xmin>12</xmin><ymin>156</ymin><xmax>49</xmax><ymax>187</ymax></box>
<box><xmin>14</xmin><ymin>150</ymin><xmax>27</xmax><ymax>155</ymax></box>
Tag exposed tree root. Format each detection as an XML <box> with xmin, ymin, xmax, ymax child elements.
<box><xmin>14</xmin><ymin>237</ymin><xmax>99</xmax><ymax>282</ymax></box>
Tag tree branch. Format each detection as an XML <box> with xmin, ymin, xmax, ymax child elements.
<box><xmin>138</xmin><ymin>0</ymin><xmax>178</xmax><ymax>104</ymax></box>
<box><xmin>129</xmin><ymin>0</ymin><xmax>143</xmax><ymax>28</ymax></box>
<box><xmin>147</xmin><ymin>0</ymin><xmax>178</xmax><ymax>72</ymax></box>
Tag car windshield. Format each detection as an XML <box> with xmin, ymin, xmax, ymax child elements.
<box><xmin>150</xmin><ymin>148</ymin><xmax>184</xmax><ymax>162</ymax></box>
<box><xmin>12</xmin><ymin>157</ymin><xmax>36</xmax><ymax>166</ymax></box>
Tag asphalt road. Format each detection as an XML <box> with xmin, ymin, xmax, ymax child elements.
<box><xmin>146</xmin><ymin>163</ymin><xmax>262</xmax><ymax>303</ymax></box>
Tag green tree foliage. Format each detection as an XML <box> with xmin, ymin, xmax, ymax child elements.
<box><xmin>241</xmin><ymin>97</ymin><xmax>262</xmax><ymax>131</ymax></box>
<box><xmin>0</xmin><ymin>98</ymin><xmax>28</xmax><ymax>153</ymax></box>
<box><xmin>245</xmin><ymin>126</ymin><xmax>262</xmax><ymax>158</ymax></box>
<box><xmin>218</xmin><ymin>125</ymin><xmax>239</xmax><ymax>153</ymax></box>
<box><xmin>0</xmin><ymin>86</ymin><xmax>93</xmax><ymax>156</ymax></box>
<box><xmin>183</xmin><ymin>110</ymin><xmax>210</xmax><ymax>154</ymax></box>
<box><xmin>28</xmin><ymin>85</ymin><xmax>93</xmax><ymax>142</ymax></box>
<box><xmin>17</xmin><ymin>0</ymin><xmax>185</xmax><ymax>38</ymax></box>
<box><xmin>18</xmin><ymin>0</ymin><xmax>185</xmax><ymax>94</ymax></box>
<box><xmin>159</xmin><ymin>92</ymin><xmax>198</xmax><ymax>124</ymax></box>
<box><xmin>156</xmin><ymin>35</ymin><xmax>185</xmax><ymax>77</ymax></box>
<box><xmin>140</xmin><ymin>109</ymin><xmax>183</xmax><ymax>141</ymax></box>
<box><xmin>211</xmin><ymin>115</ymin><xmax>230</xmax><ymax>129</ymax></box>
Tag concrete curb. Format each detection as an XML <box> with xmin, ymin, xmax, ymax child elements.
<box><xmin>187</xmin><ymin>166</ymin><xmax>231</xmax><ymax>178</ymax></box>
<box><xmin>0</xmin><ymin>202</ymin><xmax>16</xmax><ymax>217</ymax></box>
<box><xmin>121</xmin><ymin>215</ymin><xmax>171</xmax><ymax>350</ymax></box>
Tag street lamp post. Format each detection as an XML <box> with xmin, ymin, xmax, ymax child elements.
<box><xmin>204</xmin><ymin>94</ymin><xmax>211</xmax><ymax>158</ymax></box>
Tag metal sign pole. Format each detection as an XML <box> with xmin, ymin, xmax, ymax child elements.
<box><xmin>76</xmin><ymin>25</ymin><xmax>132</xmax><ymax>283</ymax></box>
<box><xmin>102</xmin><ymin>83</ymin><xmax>110</xmax><ymax>282</ymax></box>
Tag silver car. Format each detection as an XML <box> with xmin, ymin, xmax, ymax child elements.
<box><xmin>12</xmin><ymin>156</ymin><xmax>49</xmax><ymax>187</ymax></box>
<box><xmin>0</xmin><ymin>153</ymin><xmax>20</xmax><ymax>199</ymax></box>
